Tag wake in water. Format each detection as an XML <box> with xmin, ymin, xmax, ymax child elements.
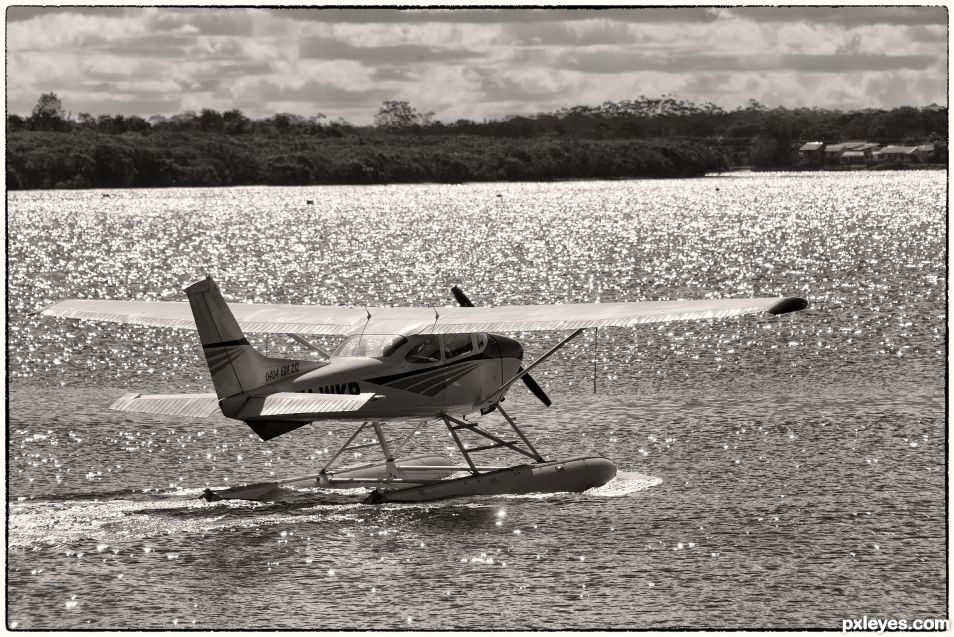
<box><xmin>10</xmin><ymin>472</ymin><xmax>662</xmax><ymax>549</ymax></box>
<box><xmin>491</xmin><ymin>470</ymin><xmax>662</xmax><ymax>500</ymax></box>
<box><xmin>585</xmin><ymin>471</ymin><xmax>663</xmax><ymax>496</ymax></box>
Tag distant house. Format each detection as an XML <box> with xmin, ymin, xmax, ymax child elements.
<box><xmin>823</xmin><ymin>142</ymin><xmax>851</xmax><ymax>162</ymax></box>
<box><xmin>797</xmin><ymin>139</ymin><xmax>937</xmax><ymax>169</ymax></box>
<box><xmin>877</xmin><ymin>145</ymin><xmax>919</xmax><ymax>163</ymax></box>
<box><xmin>914</xmin><ymin>144</ymin><xmax>935</xmax><ymax>163</ymax></box>
<box><xmin>839</xmin><ymin>143</ymin><xmax>881</xmax><ymax>165</ymax></box>
<box><xmin>824</xmin><ymin>141</ymin><xmax>868</xmax><ymax>160</ymax></box>
<box><xmin>840</xmin><ymin>150</ymin><xmax>868</xmax><ymax>165</ymax></box>
<box><xmin>798</xmin><ymin>141</ymin><xmax>825</xmax><ymax>166</ymax></box>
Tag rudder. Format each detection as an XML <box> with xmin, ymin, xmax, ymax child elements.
<box><xmin>185</xmin><ymin>277</ymin><xmax>317</xmax><ymax>401</ymax></box>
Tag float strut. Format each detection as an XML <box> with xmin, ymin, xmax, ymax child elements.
<box><xmin>442</xmin><ymin>416</ymin><xmax>480</xmax><ymax>475</ymax></box>
<box><xmin>496</xmin><ymin>404</ymin><xmax>544</xmax><ymax>462</ymax></box>
<box><xmin>320</xmin><ymin>421</ymin><xmax>371</xmax><ymax>474</ymax></box>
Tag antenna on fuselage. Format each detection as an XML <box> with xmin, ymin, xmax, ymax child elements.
<box><xmin>355</xmin><ymin>306</ymin><xmax>373</xmax><ymax>343</ymax></box>
<box><xmin>593</xmin><ymin>327</ymin><xmax>598</xmax><ymax>394</ymax></box>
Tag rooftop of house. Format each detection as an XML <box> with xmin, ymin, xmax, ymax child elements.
<box><xmin>879</xmin><ymin>145</ymin><xmax>919</xmax><ymax>154</ymax></box>
<box><xmin>825</xmin><ymin>141</ymin><xmax>870</xmax><ymax>152</ymax></box>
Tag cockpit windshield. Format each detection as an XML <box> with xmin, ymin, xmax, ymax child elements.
<box><xmin>333</xmin><ymin>334</ymin><xmax>407</xmax><ymax>358</ymax></box>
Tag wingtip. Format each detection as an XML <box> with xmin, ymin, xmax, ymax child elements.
<box><xmin>185</xmin><ymin>276</ymin><xmax>217</xmax><ymax>295</ymax></box>
<box><xmin>767</xmin><ymin>297</ymin><xmax>809</xmax><ymax>315</ymax></box>
<box><xmin>39</xmin><ymin>301</ymin><xmax>68</xmax><ymax>317</ymax></box>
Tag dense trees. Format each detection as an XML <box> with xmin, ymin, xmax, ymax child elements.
<box><xmin>6</xmin><ymin>131</ymin><xmax>726</xmax><ymax>189</ymax></box>
<box><xmin>5</xmin><ymin>94</ymin><xmax>947</xmax><ymax>189</ymax></box>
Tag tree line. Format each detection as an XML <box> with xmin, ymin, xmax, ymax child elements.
<box><xmin>6</xmin><ymin>93</ymin><xmax>947</xmax><ymax>189</ymax></box>
<box><xmin>7</xmin><ymin>129</ymin><xmax>727</xmax><ymax>189</ymax></box>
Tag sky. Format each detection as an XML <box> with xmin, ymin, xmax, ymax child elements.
<box><xmin>5</xmin><ymin>5</ymin><xmax>949</xmax><ymax>124</ymax></box>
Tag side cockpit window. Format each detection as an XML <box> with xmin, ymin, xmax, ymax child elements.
<box><xmin>406</xmin><ymin>336</ymin><xmax>442</xmax><ymax>364</ymax></box>
<box><xmin>443</xmin><ymin>333</ymin><xmax>474</xmax><ymax>360</ymax></box>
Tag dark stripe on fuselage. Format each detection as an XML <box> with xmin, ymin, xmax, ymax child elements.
<box><xmin>202</xmin><ymin>338</ymin><xmax>250</xmax><ymax>349</ymax></box>
<box><xmin>404</xmin><ymin>361</ymin><xmax>480</xmax><ymax>397</ymax></box>
<box><xmin>207</xmin><ymin>347</ymin><xmax>248</xmax><ymax>376</ymax></box>
<box><xmin>366</xmin><ymin>351</ymin><xmax>503</xmax><ymax>387</ymax></box>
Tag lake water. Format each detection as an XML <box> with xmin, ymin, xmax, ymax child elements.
<box><xmin>6</xmin><ymin>171</ymin><xmax>947</xmax><ymax>629</ymax></box>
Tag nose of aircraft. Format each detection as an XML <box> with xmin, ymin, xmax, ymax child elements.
<box><xmin>492</xmin><ymin>334</ymin><xmax>523</xmax><ymax>360</ymax></box>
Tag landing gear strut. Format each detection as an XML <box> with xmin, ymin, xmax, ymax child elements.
<box><xmin>441</xmin><ymin>406</ymin><xmax>544</xmax><ymax>475</ymax></box>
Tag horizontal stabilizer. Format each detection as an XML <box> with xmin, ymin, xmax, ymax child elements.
<box><xmin>110</xmin><ymin>392</ymin><xmax>220</xmax><ymax>417</ymax></box>
<box><xmin>238</xmin><ymin>392</ymin><xmax>376</xmax><ymax>418</ymax></box>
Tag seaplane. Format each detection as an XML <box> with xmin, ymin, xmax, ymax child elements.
<box><xmin>43</xmin><ymin>277</ymin><xmax>808</xmax><ymax>503</ymax></box>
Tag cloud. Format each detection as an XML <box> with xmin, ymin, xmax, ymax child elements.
<box><xmin>507</xmin><ymin>20</ymin><xmax>635</xmax><ymax>46</ymax></box>
<box><xmin>864</xmin><ymin>71</ymin><xmax>936</xmax><ymax>108</ymax></box>
<box><xmin>253</xmin><ymin>80</ymin><xmax>389</xmax><ymax>107</ymax></box>
<box><xmin>781</xmin><ymin>54</ymin><xmax>937</xmax><ymax>73</ymax></box>
<box><xmin>299</xmin><ymin>36</ymin><xmax>480</xmax><ymax>64</ymax></box>
<box><xmin>63</xmin><ymin>95</ymin><xmax>184</xmax><ymax>116</ymax></box>
<box><xmin>5</xmin><ymin>5</ymin><xmax>947</xmax><ymax>121</ymax></box>
<box><xmin>725</xmin><ymin>6</ymin><xmax>947</xmax><ymax>28</ymax></box>
<box><xmin>474</xmin><ymin>69</ymin><xmax>568</xmax><ymax>102</ymax></box>
<box><xmin>835</xmin><ymin>35</ymin><xmax>863</xmax><ymax>56</ymax></box>
<box><xmin>144</xmin><ymin>8</ymin><xmax>256</xmax><ymax>36</ymax></box>
<box><xmin>371</xmin><ymin>67</ymin><xmax>418</xmax><ymax>81</ymax></box>
<box><xmin>906</xmin><ymin>25</ymin><xmax>948</xmax><ymax>43</ymax></box>
<box><xmin>95</xmin><ymin>33</ymin><xmax>197</xmax><ymax>58</ymax></box>
<box><xmin>560</xmin><ymin>50</ymin><xmax>939</xmax><ymax>75</ymax></box>
<box><xmin>270</xmin><ymin>8</ymin><xmax>720</xmax><ymax>24</ymax></box>
<box><xmin>82</xmin><ymin>79</ymin><xmax>183</xmax><ymax>95</ymax></box>
<box><xmin>206</xmin><ymin>60</ymin><xmax>274</xmax><ymax>78</ymax></box>
<box><xmin>6</xmin><ymin>6</ymin><xmax>129</xmax><ymax>22</ymax></box>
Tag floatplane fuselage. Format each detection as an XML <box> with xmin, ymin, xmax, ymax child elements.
<box><xmin>241</xmin><ymin>331</ymin><xmax>524</xmax><ymax>420</ymax></box>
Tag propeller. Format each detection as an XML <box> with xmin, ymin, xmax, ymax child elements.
<box><xmin>451</xmin><ymin>285</ymin><xmax>552</xmax><ymax>407</ymax></box>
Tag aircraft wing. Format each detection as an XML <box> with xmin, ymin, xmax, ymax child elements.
<box><xmin>110</xmin><ymin>391</ymin><xmax>375</xmax><ymax>418</ymax></box>
<box><xmin>44</xmin><ymin>296</ymin><xmax>807</xmax><ymax>335</ymax></box>
<box><xmin>420</xmin><ymin>296</ymin><xmax>807</xmax><ymax>333</ymax></box>
<box><xmin>42</xmin><ymin>300</ymin><xmax>364</xmax><ymax>335</ymax></box>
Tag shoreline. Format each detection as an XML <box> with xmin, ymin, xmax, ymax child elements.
<box><xmin>6</xmin><ymin>165</ymin><xmax>947</xmax><ymax>192</ymax></box>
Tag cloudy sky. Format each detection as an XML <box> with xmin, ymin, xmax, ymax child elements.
<box><xmin>6</xmin><ymin>6</ymin><xmax>948</xmax><ymax>123</ymax></box>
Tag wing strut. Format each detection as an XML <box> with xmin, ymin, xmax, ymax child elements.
<box><xmin>286</xmin><ymin>333</ymin><xmax>331</xmax><ymax>359</ymax></box>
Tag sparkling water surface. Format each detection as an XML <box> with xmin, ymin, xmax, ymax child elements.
<box><xmin>7</xmin><ymin>172</ymin><xmax>946</xmax><ymax>629</ymax></box>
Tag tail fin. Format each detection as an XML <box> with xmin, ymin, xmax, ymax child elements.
<box><xmin>185</xmin><ymin>277</ymin><xmax>317</xmax><ymax>401</ymax></box>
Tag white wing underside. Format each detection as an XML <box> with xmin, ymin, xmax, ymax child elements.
<box><xmin>111</xmin><ymin>392</ymin><xmax>374</xmax><ymax>418</ymax></box>
<box><xmin>44</xmin><ymin>297</ymin><xmax>806</xmax><ymax>336</ymax></box>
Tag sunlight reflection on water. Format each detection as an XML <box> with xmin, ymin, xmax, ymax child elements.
<box><xmin>7</xmin><ymin>172</ymin><xmax>946</xmax><ymax>629</ymax></box>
